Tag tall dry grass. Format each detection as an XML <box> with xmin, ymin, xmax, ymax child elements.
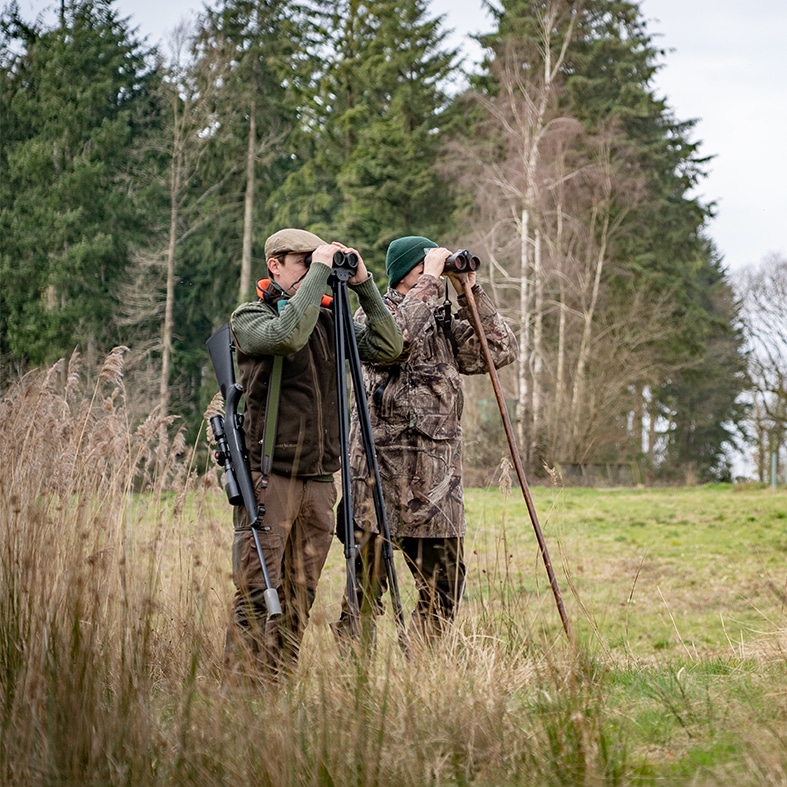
<box><xmin>0</xmin><ymin>347</ymin><xmax>216</xmax><ymax>783</ymax></box>
<box><xmin>0</xmin><ymin>347</ymin><xmax>628</xmax><ymax>785</ymax></box>
<box><xmin>2</xmin><ymin>349</ymin><xmax>786</xmax><ymax>785</ymax></box>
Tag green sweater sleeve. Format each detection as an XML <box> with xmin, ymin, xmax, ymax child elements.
<box><xmin>350</xmin><ymin>274</ymin><xmax>404</xmax><ymax>363</ymax></box>
<box><xmin>231</xmin><ymin>267</ymin><xmax>402</xmax><ymax>362</ymax></box>
<box><xmin>231</xmin><ymin>264</ymin><xmax>332</xmax><ymax>356</ymax></box>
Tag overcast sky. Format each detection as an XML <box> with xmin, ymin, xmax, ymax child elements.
<box><xmin>18</xmin><ymin>0</ymin><xmax>787</xmax><ymax>272</ymax></box>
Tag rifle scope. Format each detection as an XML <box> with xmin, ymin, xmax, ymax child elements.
<box><xmin>210</xmin><ymin>414</ymin><xmax>242</xmax><ymax>506</ymax></box>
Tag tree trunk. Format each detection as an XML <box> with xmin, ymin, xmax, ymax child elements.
<box><xmin>569</xmin><ymin>215</ymin><xmax>608</xmax><ymax>453</ymax></box>
<box><xmin>513</xmin><ymin>3</ymin><xmax>576</xmax><ymax>463</ymax></box>
<box><xmin>648</xmin><ymin>392</ymin><xmax>657</xmax><ymax>468</ymax></box>
<box><xmin>633</xmin><ymin>383</ymin><xmax>644</xmax><ymax>456</ymax></box>
<box><xmin>531</xmin><ymin>228</ymin><xmax>544</xmax><ymax>462</ymax></box>
<box><xmin>239</xmin><ymin>102</ymin><xmax>256</xmax><ymax>304</ymax></box>
<box><xmin>160</xmin><ymin>149</ymin><xmax>181</xmax><ymax>432</ymax></box>
<box><xmin>555</xmin><ymin>280</ymin><xmax>567</xmax><ymax>458</ymax></box>
<box><xmin>516</xmin><ymin>207</ymin><xmax>531</xmax><ymax>458</ymax></box>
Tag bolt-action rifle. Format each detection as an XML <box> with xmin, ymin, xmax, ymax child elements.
<box><xmin>206</xmin><ymin>323</ymin><xmax>281</xmax><ymax>619</ymax></box>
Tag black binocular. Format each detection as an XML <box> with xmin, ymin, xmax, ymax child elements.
<box><xmin>332</xmin><ymin>250</ymin><xmax>358</xmax><ymax>272</ymax></box>
<box><xmin>303</xmin><ymin>250</ymin><xmax>359</xmax><ymax>273</ymax></box>
<box><xmin>444</xmin><ymin>249</ymin><xmax>481</xmax><ymax>274</ymax></box>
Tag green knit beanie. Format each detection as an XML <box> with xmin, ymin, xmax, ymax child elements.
<box><xmin>386</xmin><ymin>235</ymin><xmax>438</xmax><ymax>287</ymax></box>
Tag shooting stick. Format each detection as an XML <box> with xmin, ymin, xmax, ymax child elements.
<box><xmin>461</xmin><ymin>279</ymin><xmax>574</xmax><ymax>646</ymax></box>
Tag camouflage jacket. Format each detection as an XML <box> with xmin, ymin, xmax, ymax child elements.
<box><xmin>350</xmin><ymin>275</ymin><xmax>516</xmax><ymax>539</ymax></box>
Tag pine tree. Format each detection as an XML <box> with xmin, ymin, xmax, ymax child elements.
<box><xmin>333</xmin><ymin>0</ymin><xmax>458</xmax><ymax>261</ymax></box>
<box><xmin>189</xmin><ymin>0</ymin><xmax>325</xmax><ymax>303</ymax></box>
<box><xmin>656</xmin><ymin>247</ymin><xmax>749</xmax><ymax>481</ymax></box>
<box><xmin>273</xmin><ymin>0</ymin><xmax>460</xmax><ymax>274</ymax></box>
<box><xmin>0</xmin><ymin>0</ymin><xmax>157</xmax><ymax>369</ymax></box>
<box><xmin>153</xmin><ymin>0</ymin><xmax>328</xmax><ymax>437</ymax></box>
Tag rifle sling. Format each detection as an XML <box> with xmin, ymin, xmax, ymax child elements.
<box><xmin>257</xmin><ymin>353</ymin><xmax>283</xmax><ymax>521</ymax></box>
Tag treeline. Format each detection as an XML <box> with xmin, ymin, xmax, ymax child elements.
<box><xmin>0</xmin><ymin>0</ymin><xmax>748</xmax><ymax>482</ymax></box>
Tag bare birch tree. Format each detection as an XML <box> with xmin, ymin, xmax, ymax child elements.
<box><xmin>735</xmin><ymin>253</ymin><xmax>787</xmax><ymax>480</ymax></box>
<box><xmin>446</xmin><ymin>1</ymin><xmax>674</xmax><ymax>473</ymax></box>
<box><xmin>448</xmin><ymin>1</ymin><xmax>579</xmax><ymax>467</ymax></box>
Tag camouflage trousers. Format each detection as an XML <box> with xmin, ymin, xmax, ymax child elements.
<box><xmin>225</xmin><ymin>473</ymin><xmax>335</xmax><ymax>682</ymax></box>
<box><xmin>333</xmin><ymin>532</ymin><xmax>466</xmax><ymax>651</ymax></box>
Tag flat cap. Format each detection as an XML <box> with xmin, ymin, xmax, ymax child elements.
<box><xmin>264</xmin><ymin>228</ymin><xmax>326</xmax><ymax>258</ymax></box>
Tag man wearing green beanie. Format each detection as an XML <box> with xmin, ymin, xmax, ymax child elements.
<box><xmin>333</xmin><ymin>235</ymin><xmax>517</xmax><ymax>649</ymax></box>
<box><xmin>384</xmin><ymin>235</ymin><xmax>439</xmax><ymax>289</ymax></box>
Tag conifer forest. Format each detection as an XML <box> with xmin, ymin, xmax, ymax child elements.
<box><xmin>4</xmin><ymin>0</ymin><xmax>780</xmax><ymax>485</ymax></box>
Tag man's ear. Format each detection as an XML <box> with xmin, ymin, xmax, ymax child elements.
<box><xmin>267</xmin><ymin>256</ymin><xmax>281</xmax><ymax>278</ymax></box>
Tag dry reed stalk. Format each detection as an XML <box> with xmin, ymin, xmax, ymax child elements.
<box><xmin>0</xmin><ymin>349</ymin><xmax>214</xmax><ymax>783</ymax></box>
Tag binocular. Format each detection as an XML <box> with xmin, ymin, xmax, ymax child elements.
<box><xmin>444</xmin><ymin>249</ymin><xmax>480</xmax><ymax>274</ymax></box>
<box><xmin>303</xmin><ymin>250</ymin><xmax>359</xmax><ymax>272</ymax></box>
<box><xmin>332</xmin><ymin>250</ymin><xmax>358</xmax><ymax>272</ymax></box>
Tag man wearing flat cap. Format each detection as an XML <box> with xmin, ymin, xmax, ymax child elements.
<box><xmin>226</xmin><ymin>228</ymin><xmax>402</xmax><ymax>680</ymax></box>
<box><xmin>333</xmin><ymin>235</ymin><xmax>516</xmax><ymax>647</ymax></box>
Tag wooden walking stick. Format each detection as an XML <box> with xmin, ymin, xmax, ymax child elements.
<box><xmin>457</xmin><ymin>269</ymin><xmax>574</xmax><ymax>646</ymax></box>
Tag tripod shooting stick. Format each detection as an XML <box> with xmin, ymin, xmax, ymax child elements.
<box><xmin>329</xmin><ymin>257</ymin><xmax>410</xmax><ymax>655</ymax></box>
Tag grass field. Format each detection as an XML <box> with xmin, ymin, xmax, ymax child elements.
<box><xmin>3</xmin><ymin>362</ymin><xmax>787</xmax><ymax>784</ymax></box>
<box><xmin>458</xmin><ymin>480</ymin><xmax>787</xmax><ymax>784</ymax></box>
<box><xmin>312</xmin><ymin>481</ymin><xmax>787</xmax><ymax>785</ymax></box>
<box><xmin>462</xmin><ymin>481</ymin><xmax>787</xmax><ymax>661</ymax></box>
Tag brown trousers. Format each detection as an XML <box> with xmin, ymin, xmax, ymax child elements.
<box><xmin>226</xmin><ymin>473</ymin><xmax>335</xmax><ymax>679</ymax></box>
